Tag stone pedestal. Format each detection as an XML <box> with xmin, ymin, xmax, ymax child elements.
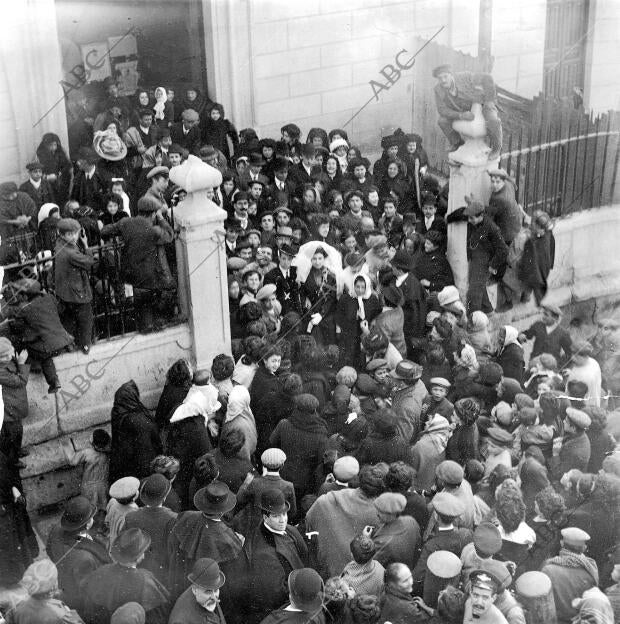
<box><xmin>446</xmin><ymin>103</ymin><xmax>499</xmax><ymax>300</ymax></box>
<box><xmin>171</xmin><ymin>156</ymin><xmax>230</xmax><ymax>369</ymax></box>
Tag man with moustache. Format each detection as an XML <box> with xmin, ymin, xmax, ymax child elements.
<box><xmin>463</xmin><ymin>569</ymin><xmax>508</xmax><ymax>624</ymax></box>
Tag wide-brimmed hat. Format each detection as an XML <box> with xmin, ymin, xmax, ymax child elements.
<box><xmin>260</xmin><ymin>488</ymin><xmax>290</xmax><ymax>515</ymax></box>
<box><xmin>61</xmin><ymin>495</ymin><xmax>96</xmax><ymax>531</ymax></box>
<box><xmin>390</xmin><ymin>360</ymin><xmax>423</xmax><ymax>381</ymax></box>
<box><xmin>188</xmin><ymin>557</ymin><xmax>226</xmax><ymax>590</ymax></box>
<box><xmin>93</xmin><ymin>129</ymin><xmax>127</xmax><ymax>162</ymax></box>
<box><xmin>111</xmin><ymin>528</ymin><xmax>151</xmax><ymax>564</ymax></box>
<box><xmin>140</xmin><ymin>473</ymin><xmax>171</xmax><ymax>506</ymax></box>
<box><xmin>194</xmin><ymin>482</ymin><xmax>237</xmax><ymax>514</ymax></box>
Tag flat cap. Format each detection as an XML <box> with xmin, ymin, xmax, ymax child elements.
<box><xmin>436</xmin><ymin>460</ymin><xmax>464</xmax><ymax>486</ymax></box>
<box><xmin>333</xmin><ymin>456</ymin><xmax>360</xmax><ymax>482</ymax></box>
<box><xmin>474</xmin><ymin>522</ymin><xmax>502</xmax><ymax>556</ymax></box>
<box><xmin>437</xmin><ymin>285</ymin><xmax>460</xmax><ymax>307</ymax></box>
<box><xmin>565</xmin><ymin>407</ymin><xmax>591</xmax><ymax>430</ymax></box>
<box><xmin>227</xmin><ymin>257</ymin><xmax>247</xmax><ymax>271</ymax></box>
<box><xmin>430</xmin><ymin>377</ymin><xmax>451</xmax><ymax>389</ymax></box>
<box><xmin>57</xmin><ymin>218</ymin><xmax>82</xmax><ymax>233</ymax></box>
<box><xmin>432</xmin><ymin>64</ymin><xmax>453</xmax><ymax>78</ymax></box>
<box><xmin>261</xmin><ymin>448</ymin><xmax>287</xmax><ymax>469</ymax></box>
<box><xmin>390</xmin><ymin>360</ymin><xmax>423</xmax><ymax>381</ymax></box>
<box><xmin>541</xmin><ymin>302</ymin><xmax>562</xmax><ymax>317</ymax></box>
<box><xmin>561</xmin><ymin>526</ymin><xmax>590</xmax><ymax>545</ymax></box>
<box><xmin>26</xmin><ymin>161</ymin><xmax>43</xmax><ymax>171</ymax></box>
<box><xmin>432</xmin><ymin>492</ymin><xmax>465</xmax><ymax>517</ymax></box>
<box><xmin>256</xmin><ymin>284</ymin><xmax>277</xmax><ymax>300</ymax></box>
<box><xmin>109</xmin><ymin>476</ymin><xmax>140</xmax><ymax>499</ymax></box>
<box><xmin>146</xmin><ymin>166</ymin><xmax>169</xmax><ymax>180</ymax></box>
<box><xmin>374</xmin><ymin>492</ymin><xmax>407</xmax><ymax>515</ymax></box>
<box><xmin>464</xmin><ymin>201</ymin><xmax>485</xmax><ymax>217</ymax></box>
<box><xmin>366</xmin><ymin>358</ymin><xmax>389</xmax><ymax>372</ymax></box>
<box><xmin>487</xmin><ymin>168</ymin><xmax>509</xmax><ymax>179</ymax></box>
<box><xmin>487</xmin><ymin>426</ymin><xmax>514</xmax><ymax>446</ymax></box>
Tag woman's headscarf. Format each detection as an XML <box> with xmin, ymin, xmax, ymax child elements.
<box><xmin>421</xmin><ymin>413</ymin><xmax>452</xmax><ymax>454</ymax></box>
<box><xmin>111</xmin><ymin>380</ymin><xmax>152</xmax><ymax>426</ymax></box>
<box><xmin>38</xmin><ymin>202</ymin><xmax>59</xmax><ymax>225</ymax></box>
<box><xmin>225</xmin><ymin>385</ymin><xmax>253</xmax><ymax>423</ymax></box>
<box><xmin>470</xmin><ymin>311</ymin><xmax>489</xmax><ymax>331</ymax></box>
<box><xmin>353</xmin><ymin>272</ymin><xmax>372</xmax><ymax>321</ymax></box>
<box><xmin>572</xmin><ymin>587</ymin><xmax>614</xmax><ymax>624</ymax></box>
<box><xmin>153</xmin><ymin>87</ymin><xmax>167</xmax><ymax>121</ymax></box>
<box><xmin>501</xmin><ymin>326</ymin><xmax>521</xmax><ymax>352</ymax></box>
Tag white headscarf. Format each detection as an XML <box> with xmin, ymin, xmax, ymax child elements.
<box><xmin>153</xmin><ymin>87</ymin><xmax>167</xmax><ymax>120</ymax></box>
<box><xmin>421</xmin><ymin>414</ymin><xmax>452</xmax><ymax>454</ymax></box>
<box><xmin>501</xmin><ymin>325</ymin><xmax>521</xmax><ymax>351</ymax></box>
<box><xmin>353</xmin><ymin>272</ymin><xmax>372</xmax><ymax>320</ymax></box>
<box><xmin>38</xmin><ymin>202</ymin><xmax>59</xmax><ymax>225</ymax></box>
<box><xmin>225</xmin><ymin>385</ymin><xmax>253</xmax><ymax>423</ymax></box>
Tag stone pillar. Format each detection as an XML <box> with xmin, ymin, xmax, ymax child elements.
<box><xmin>446</xmin><ymin>103</ymin><xmax>499</xmax><ymax>300</ymax></box>
<box><xmin>170</xmin><ymin>155</ymin><xmax>230</xmax><ymax>369</ymax></box>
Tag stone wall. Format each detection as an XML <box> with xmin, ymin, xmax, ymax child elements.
<box><xmin>22</xmin><ymin>323</ymin><xmax>192</xmax><ymax>509</ymax></box>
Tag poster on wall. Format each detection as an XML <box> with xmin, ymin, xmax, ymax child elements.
<box><xmin>115</xmin><ymin>61</ymin><xmax>140</xmax><ymax>96</ymax></box>
<box><xmin>80</xmin><ymin>41</ymin><xmax>111</xmax><ymax>82</ymax></box>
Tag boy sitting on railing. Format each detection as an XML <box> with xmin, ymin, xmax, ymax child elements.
<box><xmin>3</xmin><ymin>277</ymin><xmax>73</xmax><ymax>393</ymax></box>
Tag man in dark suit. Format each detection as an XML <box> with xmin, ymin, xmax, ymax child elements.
<box><xmin>416</xmin><ymin>191</ymin><xmax>446</xmax><ymax>236</ymax></box>
<box><xmin>71</xmin><ymin>147</ymin><xmax>106</xmax><ymax>213</ymax></box>
<box><xmin>433</xmin><ymin>64</ymin><xmax>502</xmax><ymax>159</ymax></box>
<box><xmin>264</xmin><ymin>244</ymin><xmax>302</xmax><ymax>315</ymax></box>
<box><xmin>287</xmin><ymin>144</ymin><xmax>318</xmax><ymax>192</ymax></box>
<box><xmin>238</xmin><ymin>153</ymin><xmax>270</xmax><ymax>191</ymax></box>
<box><xmin>390</xmin><ymin>250</ymin><xmax>428</xmax><ymax>358</ymax></box>
<box><xmin>264</xmin><ymin>157</ymin><xmax>296</xmax><ymax>209</ymax></box>
<box><xmin>170</xmin><ymin>108</ymin><xmax>202</xmax><ymax>154</ymax></box>
<box><xmin>46</xmin><ymin>496</ymin><xmax>111</xmax><ymax>614</ymax></box>
<box><xmin>19</xmin><ymin>161</ymin><xmax>55</xmax><ymax>209</ymax></box>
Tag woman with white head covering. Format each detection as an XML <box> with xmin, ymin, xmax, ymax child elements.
<box><xmin>222</xmin><ymin>385</ymin><xmax>257</xmax><ymax>461</ymax></box>
<box><xmin>336</xmin><ymin>272</ymin><xmax>381</xmax><ymax>368</ymax></box>
<box><xmin>152</xmin><ymin>86</ymin><xmax>173</xmax><ymax>128</ymax></box>
<box><xmin>494</xmin><ymin>325</ymin><xmax>525</xmax><ymax>384</ymax></box>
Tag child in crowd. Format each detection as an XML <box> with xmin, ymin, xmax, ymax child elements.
<box><xmin>54</xmin><ymin>218</ymin><xmax>95</xmax><ymax>354</ymax></box>
<box><xmin>105</xmin><ymin>476</ymin><xmax>140</xmax><ymax>549</ymax></box>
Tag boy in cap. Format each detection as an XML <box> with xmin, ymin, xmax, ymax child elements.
<box><xmin>518</xmin><ymin>303</ymin><xmax>572</xmax><ymax>367</ymax></box>
<box><xmin>54</xmin><ymin>218</ymin><xmax>95</xmax><ymax>353</ymax></box>
<box><xmin>318</xmin><ymin>456</ymin><xmax>360</xmax><ymax>496</ymax></box>
<box><xmin>19</xmin><ymin>161</ymin><xmax>55</xmax><ymax>208</ymax></box>
<box><xmin>542</xmin><ymin>527</ymin><xmax>599</xmax><ymax>624</ymax></box>
<box><xmin>419</xmin><ymin>377</ymin><xmax>454</xmax><ymax>427</ymax></box>
<box><xmin>63</xmin><ymin>429</ymin><xmax>111</xmax><ymax>512</ymax></box>
<box><xmin>555</xmin><ymin>408</ymin><xmax>592</xmax><ymax>477</ymax></box>
<box><xmin>106</xmin><ymin>476</ymin><xmax>140</xmax><ymax>549</ymax></box>
<box><xmin>4</xmin><ymin>277</ymin><xmax>73</xmax><ymax>393</ymax></box>
<box><xmin>0</xmin><ymin>336</ymin><xmax>30</xmax><ymax>466</ymax></box>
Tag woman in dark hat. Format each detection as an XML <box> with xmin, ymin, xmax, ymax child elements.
<box><xmin>336</xmin><ymin>273</ymin><xmax>381</xmax><ymax>369</ymax></box>
<box><xmin>201</xmin><ymin>103</ymin><xmax>239</xmax><ymax>163</ymax></box>
<box><xmin>36</xmin><ymin>132</ymin><xmax>72</xmax><ymax>205</ymax></box>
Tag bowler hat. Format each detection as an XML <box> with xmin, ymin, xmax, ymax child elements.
<box><xmin>390</xmin><ymin>360</ymin><xmax>423</xmax><ymax>381</ymax></box>
<box><xmin>382</xmin><ymin>285</ymin><xmax>404</xmax><ymax>308</ymax></box>
<box><xmin>273</xmin><ymin>156</ymin><xmax>290</xmax><ymax>171</ymax></box>
<box><xmin>111</xmin><ymin>528</ymin><xmax>151</xmax><ymax>565</ymax></box>
<box><xmin>76</xmin><ymin>147</ymin><xmax>99</xmax><ymax>164</ymax></box>
<box><xmin>249</xmin><ymin>152</ymin><xmax>266</xmax><ymax>167</ymax></box>
<box><xmin>279</xmin><ymin>243</ymin><xmax>297</xmax><ymax>257</ymax></box>
<box><xmin>391</xmin><ymin>250</ymin><xmax>414</xmax><ymax>272</ymax></box>
<box><xmin>140</xmin><ymin>474</ymin><xmax>171</xmax><ymax>506</ymax></box>
<box><xmin>288</xmin><ymin>568</ymin><xmax>324</xmax><ymax>612</ymax></box>
<box><xmin>260</xmin><ymin>488</ymin><xmax>290</xmax><ymax>515</ymax></box>
<box><xmin>61</xmin><ymin>495</ymin><xmax>96</xmax><ymax>531</ymax></box>
<box><xmin>188</xmin><ymin>558</ymin><xmax>226</xmax><ymax>590</ymax></box>
<box><xmin>301</xmin><ymin>144</ymin><xmax>316</xmax><ymax>159</ymax></box>
<box><xmin>233</xmin><ymin>191</ymin><xmax>250</xmax><ymax>204</ymax></box>
<box><xmin>194</xmin><ymin>482</ymin><xmax>237</xmax><ymax>514</ymax></box>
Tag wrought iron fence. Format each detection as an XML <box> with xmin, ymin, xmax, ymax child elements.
<box><xmin>1</xmin><ymin>238</ymin><xmax>181</xmax><ymax>341</ymax></box>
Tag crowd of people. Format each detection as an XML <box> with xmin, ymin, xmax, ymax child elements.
<box><xmin>1</xmin><ymin>71</ymin><xmax>620</xmax><ymax>624</ymax></box>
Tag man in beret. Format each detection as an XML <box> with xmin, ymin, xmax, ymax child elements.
<box><xmin>101</xmin><ymin>183</ymin><xmax>174</xmax><ymax>333</ymax></box>
<box><xmin>433</xmin><ymin>64</ymin><xmax>502</xmax><ymax>160</ymax></box>
<box><xmin>518</xmin><ymin>303</ymin><xmax>572</xmax><ymax>367</ymax></box>
<box><xmin>554</xmin><ymin>408</ymin><xmax>592</xmax><ymax>477</ymax></box>
<box><xmin>446</xmin><ymin>200</ymin><xmax>508</xmax><ymax>314</ymax></box>
<box><xmin>19</xmin><ymin>161</ymin><xmax>55</xmax><ymax>209</ymax></box>
<box><xmin>0</xmin><ymin>181</ymin><xmax>38</xmax><ymax>245</ymax></box>
<box><xmin>542</xmin><ymin>527</ymin><xmax>599</xmax><ymax>624</ymax></box>
<box><xmin>232</xmin><ymin>489</ymin><xmax>307</xmax><ymax>624</ymax></box>
<box><xmin>71</xmin><ymin>147</ymin><xmax>106</xmax><ymax>213</ymax></box>
<box><xmin>170</xmin><ymin>108</ymin><xmax>202</xmax><ymax>154</ymax></box>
